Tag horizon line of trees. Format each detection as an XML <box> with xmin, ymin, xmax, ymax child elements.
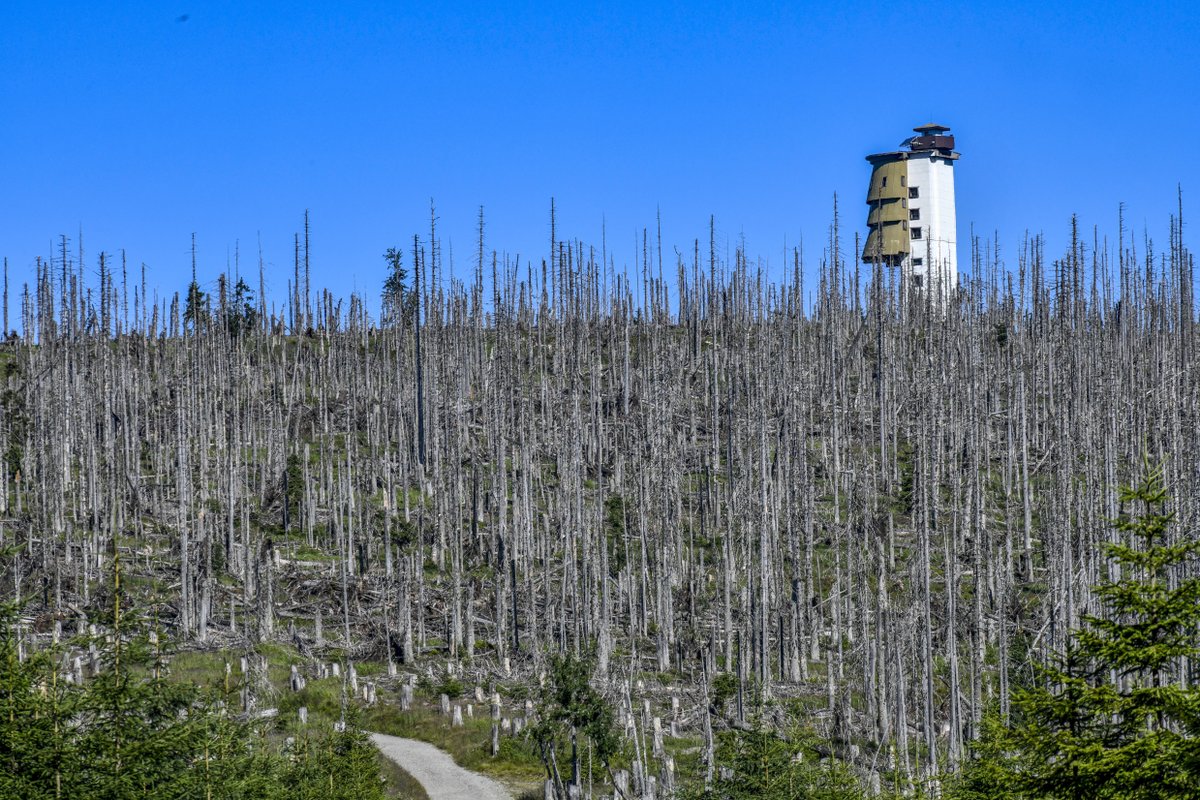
<box><xmin>1</xmin><ymin>199</ymin><xmax>1195</xmax><ymax>342</ymax></box>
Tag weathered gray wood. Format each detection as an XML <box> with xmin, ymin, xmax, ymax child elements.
<box><xmin>0</xmin><ymin>208</ymin><xmax>1195</xmax><ymax>789</ymax></box>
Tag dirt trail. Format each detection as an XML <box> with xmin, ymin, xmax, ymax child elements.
<box><xmin>370</xmin><ymin>732</ymin><xmax>514</xmax><ymax>800</ymax></box>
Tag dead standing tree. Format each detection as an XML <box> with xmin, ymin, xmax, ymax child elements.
<box><xmin>0</xmin><ymin>205</ymin><xmax>1196</xmax><ymax>789</ymax></box>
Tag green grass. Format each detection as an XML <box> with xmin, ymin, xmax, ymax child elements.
<box><xmin>255</xmin><ymin>641</ymin><xmax>306</xmax><ymax>682</ymax></box>
<box><xmin>167</xmin><ymin>641</ymin><xmax>309</xmax><ymax>696</ymax></box>
<box><xmin>163</xmin><ymin>645</ymin><xmax>435</xmax><ymax>798</ymax></box>
<box><xmin>355</xmin><ymin>660</ymin><xmax>388</xmax><ymax>677</ymax></box>
<box><xmin>168</xmin><ymin>649</ymin><xmax>235</xmax><ymax>691</ymax></box>
<box><xmin>293</xmin><ymin>544</ymin><xmax>337</xmax><ymax>561</ymax></box>
<box><xmin>164</xmin><ymin>643</ymin><xmax>542</xmax><ymax>793</ymax></box>
<box><xmin>361</xmin><ymin>697</ymin><xmax>544</xmax><ymax>788</ymax></box>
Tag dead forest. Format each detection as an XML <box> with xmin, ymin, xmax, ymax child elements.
<box><xmin>0</xmin><ymin>206</ymin><xmax>1196</xmax><ymax>786</ymax></box>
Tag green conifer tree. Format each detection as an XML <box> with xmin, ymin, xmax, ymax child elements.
<box><xmin>381</xmin><ymin>248</ymin><xmax>416</xmax><ymax>327</ymax></box>
<box><xmin>531</xmin><ymin>651</ymin><xmax>621</xmax><ymax>797</ymax></box>
<box><xmin>691</xmin><ymin>721</ymin><xmax>863</xmax><ymax>800</ymax></box>
<box><xmin>184</xmin><ymin>280</ymin><xmax>209</xmax><ymax>333</ymax></box>
<box><xmin>957</xmin><ymin>460</ymin><xmax>1200</xmax><ymax>799</ymax></box>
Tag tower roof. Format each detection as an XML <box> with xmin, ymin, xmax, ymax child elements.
<box><xmin>867</xmin><ymin>123</ymin><xmax>959</xmax><ymax>163</ymax></box>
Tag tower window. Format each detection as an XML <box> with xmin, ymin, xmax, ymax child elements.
<box><xmin>912</xmin><ymin>257</ymin><xmax>924</xmax><ymax>266</ymax></box>
<box><xmin>909</xmin><ymin>208</ymin><xmax>920</xmax><ymax>221</ymax></box>
<box><xmin>911</xmin><ymin>227</ymin><xmax>923</xmax><ymax>240</ymax></box>
<box><xmin>909</xmin><ymin>187</ymin><xmax>919</xmax><ymax>199</ymax></box>
<box><xmin>901</xmin><ymin>175</ymin><xmax>906</xmax><ymax>187</ymax></box>
<box><xmin>881</xmin><ymin>176</ymin><xmax>887</xmax><ymax>187</ymax></box>
<box><xmin>912</xmin><ymin>274</ymin><xmax>924</xmax><ymax>288</ymax></box>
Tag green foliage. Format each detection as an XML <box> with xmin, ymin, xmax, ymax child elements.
<box><xmin>530</xmin><ymin>650</ymin><xmax>621</xmax><ymax>792</ymax></box>
<box><xmin>0</xmin><ymin>357</ymin><xmax>25</xmax><ymax>480</ymax></box>
<box><xmin>184</xmin><ymin>280</ymin><xmax>209</xmax><ymax>332</ymax></box>
<box><xmin>604</xmin><ymin>495</ymin><xmax>628</xmax><ymax>575</ymax></box>
<box><xmin>0</xmin><ymin>604</ymin><xmax>387</xmax><ymax>800</ymax></box>
<box><xmin>955</xmin><ymin>461</ymin><xmax>1200</xmax><ymax>800</ymax></box>
<box><xmin>2</xmin><ymin>434</ymin><xmax>20</xmax><ymax>481</ymax></box>
<box><xmin>279</xmin><ymin>728</ymin><xmax>388</xmax><ymax>800</ymax></box>
<box><xmin>391</xmin><ymin>517</ymin><xmax>417</xmax><ymax>552</ymax></box>
<box><xmin>710</xmin><ymin>671</ymin><xmax>737</xmax><ymax>715</ymax></box>
<box><xmin>226</xmin><ymin>277</ymin><xmax>259</xmax><ymax>338</ymax></box>
<box><xmin>891</xmin><ymin>438</ymin><xmax>916</xmax><ymax>517</ymax></box>
<box><xmin>683</xmin><ymin>718</ymin><xmax>864</xmax><ymax>800</ymax></box>
<box><xmin>436</xmin><ymin>676</ymin><xmax>465</xmax><ymax>700</ymax></box>
<box><xmin>285</xmin><ymin>453</ymin><xmax>305</xmax><ymax>525</ymax></box>
<box><xmin>381</xmin><ymin>248</ymin><xmax>417</xmax><ymax>327</ymax></box>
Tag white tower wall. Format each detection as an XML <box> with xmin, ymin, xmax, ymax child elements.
<box><xmin>905</xmin><ymin>154</ymin><xmax>958</xmax><ymax>296</ymax></box>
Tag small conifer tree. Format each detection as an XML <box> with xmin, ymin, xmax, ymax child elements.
<box><xmin>958</xmin><ymin>460</ymin><xmax>1200</xmax><ymax>799</ymax></box>
<box><xmin>531</xmin><ymin>651</ymin><xmax>621</xmax><ymax>797</ymax></box>
<box><xmin>381</xmin><ymin>247</ymin><xmax>416</xmax><ymax>327</ymax></box>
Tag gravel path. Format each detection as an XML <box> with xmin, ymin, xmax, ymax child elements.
<box><xmin>370</xmin><ymin>732</ymin><xmax>514</xmax><ymax>800</ymax></box>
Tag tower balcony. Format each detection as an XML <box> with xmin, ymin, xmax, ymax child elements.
<box><xmin>862</xmin><ymin>221</ymin><xmax>910</xmax><ymax>263</ymax></box>
<box><xmin>867</xmin><ymin>198</ymin><xmax>909</xmax><ymax>225</ymax></box>
<box><xmin>865</xmin><ymin>160</ymin><xmax>908</xmax><ymax>202</ymax></box>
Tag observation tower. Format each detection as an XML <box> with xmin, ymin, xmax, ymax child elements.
<box><xmin>862</xmin><ymin>123</ymin><xmax>960</xmax><ymax>295</ymax></box>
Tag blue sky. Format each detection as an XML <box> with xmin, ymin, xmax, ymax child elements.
<box><xmin>2</xmin><ymin>1</ymin><xmax>1197</xmax><ymax>318</ymax></box>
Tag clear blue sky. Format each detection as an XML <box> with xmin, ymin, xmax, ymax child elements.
<box><xmin>2</xmin><ymin>1</ymin><xmax>1197</xmax><ymax>316</ymax></box>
